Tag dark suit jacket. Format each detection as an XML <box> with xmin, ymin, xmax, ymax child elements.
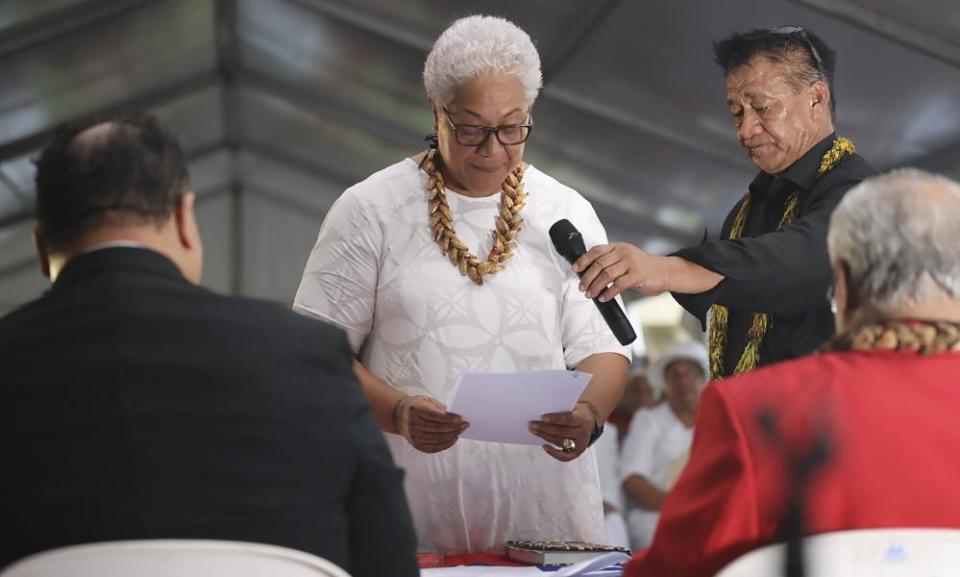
<box><xmin>0</xmin><ymin>247</ymin><xmax>418</xmax><ymax>577</ymax></box>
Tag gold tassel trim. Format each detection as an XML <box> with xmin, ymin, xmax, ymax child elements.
<box><xmin>708</xmin><ymin>136</ymin><xmax>856</xmax><ymax>379</ymax></box>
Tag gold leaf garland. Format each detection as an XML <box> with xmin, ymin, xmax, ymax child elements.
<box><xmin>825</xmin><ymin>319</ymin><xmax>960</xmax><ymax>355</ymax></box>
<box><xmin>422</xmin><ymin>148</ymin><xmax>527</xmax><ymax>285</ymax></box>
<box><xmin>708</xmin><ymin>136</ymin><xmax>857</xmax><ymax>380</ymax></box>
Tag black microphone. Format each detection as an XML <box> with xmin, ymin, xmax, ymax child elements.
<box><xmin>549</xmin><ymin>219</ymin><xmax>637</xmax><ymax>346</ymax></box>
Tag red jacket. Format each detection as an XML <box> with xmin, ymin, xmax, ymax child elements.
<box><xmin>625</xmin><ymin>349</ymin><xmax>960</xmax><ymax>577</ymax></box>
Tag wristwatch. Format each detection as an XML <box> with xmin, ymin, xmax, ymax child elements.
<box><xmin>577</xmin><ymin>400</ymin><xmax>605</xmax><ymax>447</ymax></box>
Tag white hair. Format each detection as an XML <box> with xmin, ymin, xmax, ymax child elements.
<box><xmin>423</xmin><ymin>15</ymin><xmax>543</xmax><ymax>107</ymax></box>
<box><xmin>827</xmin><ymin>168</ymin><xmax>960</xmax><ymax>311</ymax></box>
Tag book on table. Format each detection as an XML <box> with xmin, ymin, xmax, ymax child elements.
<box><xmin>505</xmin><ymin>540</ymin><xmax>631</xmax><ymax>566</ymax></box>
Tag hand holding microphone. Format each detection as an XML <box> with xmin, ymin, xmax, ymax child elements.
<box><xmin>575</xmin><ymin>242</ymin><xmax>673</xmax><ymax>300</ymax></box>
<box><xmin>549</xmin><ymin>219</ymin><xmax>637</xmax><ymax>346</ymax></box>
<box><xmin>552</xmin><ymin>218</ymin><xmax>675</xmax><ymax>301</ymax></box>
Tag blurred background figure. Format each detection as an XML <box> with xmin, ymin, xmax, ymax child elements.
<box><xmin>597</xmin><ymin>362</ymin><xmax>666</xmax><ymax>548</ymax></box>
<box><xmin>608</xmin><ymin>369</ymin><xmax>661</xmax><ymax>443</ymax></box>
<box><xmin>620</xmin><ymin>341</ymin><xmax>709</xmax><ymax>549</ymax></box>
<box><xmin>631</xmin><ymin>373</ymin><xmax>661</xmax><ymax>411</ymax></box>
<box><xmin>594</xmin><ymin>423</ymin><xmax>630</xmax><ymax>549</ymax></box>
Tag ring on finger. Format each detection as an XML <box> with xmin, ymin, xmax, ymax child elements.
<box><xmin>561</xmin><ymin>438</ymin><xmax>577</xmax><ymax>453</ymax></box>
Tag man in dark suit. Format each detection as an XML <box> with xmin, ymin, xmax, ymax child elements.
<box><xmin>0</xmin><ymin>112</ymin><xmax>419</xmax><ymax>577</ymax></box>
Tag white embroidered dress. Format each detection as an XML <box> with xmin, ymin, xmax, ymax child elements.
<box><xmin>294</xmin><ymin>158</ymin><xmax>631</xmax><ymax>553</ymax></box>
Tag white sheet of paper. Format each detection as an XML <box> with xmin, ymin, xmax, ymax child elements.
<box><xmin>419</xmin><ymin>552</ymin><xmax>628</xmax><ymax>577</ymax></box>
<box><xmin>448</xmin><ymin>370</ymin><xmax>592</xmax><ymax>445</ymax></box>
<box><xmin>556</xmin><ymin>552</ymin><xmax>630</xmax><ymax>576</ymax></box>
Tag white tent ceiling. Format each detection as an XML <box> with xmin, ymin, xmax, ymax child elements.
<box><xmin>1</xmin><ymin>0</ymin><xmax>959</xmax><ymax>312</ymax></box>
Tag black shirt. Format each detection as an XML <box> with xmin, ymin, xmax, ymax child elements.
<box><xmin>673</xmin><ymin>134</ymin><xmax>875</xmax><ymax>377</ymax></box>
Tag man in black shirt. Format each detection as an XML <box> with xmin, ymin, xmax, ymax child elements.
<box><xmin>573</xmin><ymin>27</ymin><xmax>874</xmax><ymax>379</ymax></box>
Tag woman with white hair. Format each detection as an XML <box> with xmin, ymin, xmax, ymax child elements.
<box><xmin>619</xmin><ymin>340</ymin><xmax>708</xmax><ymax>549</ymax></box>
<box><xmin>294</xmin><ymin>15</ymin><xmax>630</xmax><ymax>553</ymax></box>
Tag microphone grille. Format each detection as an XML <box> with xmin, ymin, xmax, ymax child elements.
<box><xmin>549</xmin><ymin>219</ymin><xmax>579</xmax><ymax>247</ymax></box>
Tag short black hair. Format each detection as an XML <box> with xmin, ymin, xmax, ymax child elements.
<box><xmin>33</xmin><ymin>111</ymin><xmax>189</xmax><ymax>252</ymax></box>
<box><xmin>713</xmin><ymin>27</ymin><xmax>837</xmax><ymax>115</ymax></box>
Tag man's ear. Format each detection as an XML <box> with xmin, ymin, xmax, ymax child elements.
<box><xmin>32</xmin><ymin>224</ymin><xmax>50</xmax><ymax>279</ymax></box>
<box><xmin>810</xmin><ymin>81</ymin><xmax>831</xmax><ymax>120</ymax></box>
<box><xmin>175</xmin><ymin>192</ymin><xmax>200</xmax><ymax>251</ymax></box>
<box><xmin>834</xmin><ymin>259</ymin><xmax>860</xmax><ymax>313</ymax></box>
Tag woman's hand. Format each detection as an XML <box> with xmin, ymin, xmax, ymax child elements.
<box><xmin>394</xmin><ymin>395</ymin><xmax>470</xmax><ymax>454</ymax></box>
<box><xmin>529</xmin><ymin>403</ymin><xmax>596</xmax><ymax>462</ymax></box>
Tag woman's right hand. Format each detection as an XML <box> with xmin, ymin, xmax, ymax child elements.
<box><xmin>393</xmin><ymin>395</ymin><xmax>470</xmax><ymax>453</ymax></box>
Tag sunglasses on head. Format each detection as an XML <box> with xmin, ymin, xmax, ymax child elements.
<box><xmin>769</xmin><ymin>25</ymin><xmax>826</xmax><ymax>80</ymax></box>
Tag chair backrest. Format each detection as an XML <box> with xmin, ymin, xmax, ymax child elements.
<box><xmin>0</xmin><ymin>540</ymin><xmax>352</xmax><ymax>577</ymax></box>
<box><xmin>715</xmin><ymin>528</ymin><xmax>960</xmax><ymax>577</ymax></box>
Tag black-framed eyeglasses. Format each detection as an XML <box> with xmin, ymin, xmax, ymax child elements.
<box><xmin>441</xmin><ymin>106</ymin><xmax>533</xmax><ymax>147</ymax></box>
<box><xmin>770</xmin><ymin>25</ymin><xmax>826</xmax><ymax>81</ymax></box>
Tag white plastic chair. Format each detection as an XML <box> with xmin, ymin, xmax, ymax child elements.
<box><xmin>715</xmin><ymin>528</ymin><xmax>960</xmax><ymax>577</ymax></box>
<box><xmin>0</xmin><ymin>539</ymin><xmax>352</xmax><ymax>577</ymax></box>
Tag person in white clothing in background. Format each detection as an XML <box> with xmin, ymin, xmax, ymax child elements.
<box><xmin>619</xmin><ymin>341</ymin><xmax>708</xmax><ymax>549</ymax></box>
<box><xmin>593</xmin><ymin>423</ymin><xmax>630</xmax><ymax>549</ymax></box>
<box><xmin>293</xmin><ymin>15</ymin><xmax>629</xmax><ymax>554</ymax></box>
